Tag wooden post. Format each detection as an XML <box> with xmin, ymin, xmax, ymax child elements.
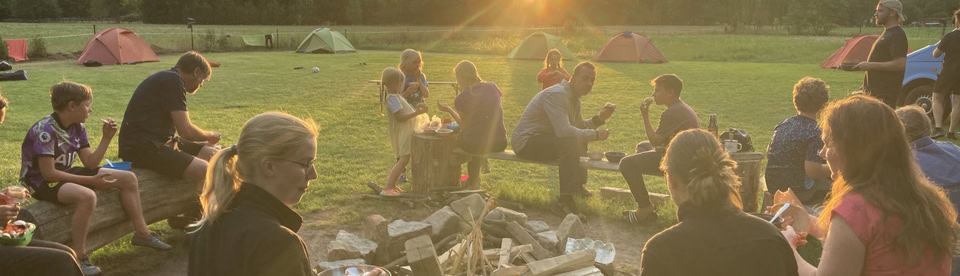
<box><xmin>731</xmin><ymin>152</ymin><xmax>764</xmax><ymax>212</ymax></box>
<box><xmin>411</xmin><ymin>133</ymin><xmax>461</xmax><ymax>194</ymax></box>
<box><xmin>404</xmin><ymin>235</ymin><xmax>443</xmax><ymax>276</ymax></box>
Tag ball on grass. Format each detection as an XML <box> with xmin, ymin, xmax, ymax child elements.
<box><xmin>312</xmin><ymin>66</ymin><xmax>320</xmax><ymax>73</ymax></box>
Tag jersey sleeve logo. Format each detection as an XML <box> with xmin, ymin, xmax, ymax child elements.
<box><xmin>38</xmin><ymin>132</ymin><xmax>52</xmax><ymax>143</ymax></box>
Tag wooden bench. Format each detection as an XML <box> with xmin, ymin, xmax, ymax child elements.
<box><xmin>458</xmin><ymin>149</ymin><xmax>766</xmax><ymax>211</ymax></box>
<box><xmin>19</xmin><ymin>168</ymin><xmax>195</xmax><ymax>255</ymax></box>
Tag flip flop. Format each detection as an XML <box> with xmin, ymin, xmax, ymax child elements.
<box><xmin>365</xmin><ymin>182</ymin><xmax>382</xmax><ymax>194</ymax></box>
<box><xmin>380</xmin><ymin>188</ymin><xmax>401</xmax><ymax>197</ymax></box>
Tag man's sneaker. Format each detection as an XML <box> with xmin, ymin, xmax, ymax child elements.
<box><xmin>132</xmin><ymin>233</ymin><xmax>172</xmax><ymax>250</ymax></box>
<box><xmin>933</xmin><ymin>127</ymin><xmax>946</xmax><ymax>139</ymax></box>
<box><xmin>80</xmin><ymin>259</ymin><xmax>102</xmax><ymax>276</ymax></box>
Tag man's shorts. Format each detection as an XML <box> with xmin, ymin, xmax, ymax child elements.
<box><xmin>31</xmin><ymin>167</ymin><xmax>99</xmax><ymax>205</ymax></box>
<box><xmin>126</xmin><ymin>139</ymin><xmax>205</xmax><ymax>179</ymax></box>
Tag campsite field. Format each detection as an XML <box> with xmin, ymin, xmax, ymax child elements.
<box><xmin>0</xmin><ymin>22</ymin><xmax>947</xmax><ymax>63</ymax></box>
<box><xmin>0</xmin><ymin>23</ymin><xmax>953</xmax><ymax>273</ymax></box>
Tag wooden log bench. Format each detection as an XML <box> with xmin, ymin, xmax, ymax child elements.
<box><xmin>454</xmin><ymin>149</ymin><xmax>766</xmax><ymax>211</ymax></box>
<box><xmin>18</xmin><ymin>168</ymin><xmax>195</xmax><ymax>255</ymax></box>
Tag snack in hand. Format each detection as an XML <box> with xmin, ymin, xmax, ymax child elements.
<box><xmin>642</xmin><ymin>97</ymin><xmax>654</xmax><ymax>107</ymax></box>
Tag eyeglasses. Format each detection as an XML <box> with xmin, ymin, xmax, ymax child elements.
<box><xmin>277</xmin><ymin>158</ymin><xmax>316</xmax><ymax>171</ymax></box>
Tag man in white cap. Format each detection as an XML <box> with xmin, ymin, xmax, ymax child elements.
<box><xmin>855</xmin><ymin>0</ymin><xmax>908</xmax><ymax>107</ymax></box>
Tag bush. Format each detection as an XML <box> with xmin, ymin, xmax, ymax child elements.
<box><xmin>28</xmin><ymin>37</ymin><xmax>48</xmax><ymax>59</ymax></box>
<box><xmin>215</xmin><ymin>34</ymin><xmax>233</xmax><ymax>51</ymax></box>
<box><xmin>200</xmin><ymin>29</ymin><xmax>217</xmax><ymax>52</ymax></box>
<box><xmin>0</xmin><ymin>36</ymin><xmax>8</xmax><ymax>61</ymax></box>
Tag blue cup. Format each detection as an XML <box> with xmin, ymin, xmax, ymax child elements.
<box><xmin>103</xmin><ymin>161</ymin><xmax>132</xmax><ymax>171</ymax></box>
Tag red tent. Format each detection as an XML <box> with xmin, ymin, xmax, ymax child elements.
<box><xmin>77</xmin><ymin>27</ymin><xmax>158</xmax><ymax>65</ymax></box>
<box><xmin>820</xmin><ymin>35</ymin><xmax>878</xmax><ymax>69</ymax></box>
<box><xmin>5</xmin><ymin>39</ymin><xmax>28</xmax><ymax>62</ymax></box>
<box><xmin>592</xmin><ymin>32</ymin><xmax>668</xmax><ymax>63</ymax></box>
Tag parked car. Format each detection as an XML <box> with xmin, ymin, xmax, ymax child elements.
<box><xmin>902</xmin><ymin>43</ymin><xmax>952</xmax><ymax>116</ymax></box>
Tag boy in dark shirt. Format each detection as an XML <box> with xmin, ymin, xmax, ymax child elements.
<box><xmin>620</xmin><ymin>74</ymin><xmax>700</xmax><ymax>224</ymax></box>
<box><xmin>855</xmin><ymin>0</ymin><xmax>908</xmax><ymax>107</ymax></box>
<box><xmin>932</xmin><ymin>9</ymin><xmax>960</xmax><ymax>139</ymax></box>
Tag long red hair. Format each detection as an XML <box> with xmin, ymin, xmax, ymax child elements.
<box><xmin>818</xmin><ymin>95</ymin><xmax>958</xmax><ymax>264</ymax></box>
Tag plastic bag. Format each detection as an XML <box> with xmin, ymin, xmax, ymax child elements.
<box><xmin>414</xmin><ymin>113</ymin><xmax>430</xmax><ymax>133</ymax></box>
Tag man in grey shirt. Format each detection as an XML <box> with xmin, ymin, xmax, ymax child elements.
<box><xmin>512</xmin><ymin>62</ymin><xmax>614</xmax><ymax>212</ymax></box>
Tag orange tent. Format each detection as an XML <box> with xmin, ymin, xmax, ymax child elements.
<box><xmin>592</xmin><ymin>32</ymin><xmax>668</xmax><ymax>63</ymax></box>
<box><xmin>820</xmin><ymin>35</ymin><xmax>878</xmax><ymax>69</ymax></box>
<box><xmin>77</xmin><ymin>27</ymin><xmax>158</xmax><ymax>65</ymax></box>
<box><xmin>5</xmin><ymin>39</ymin><xmax>28</xmax><ymax>62</ymax></box>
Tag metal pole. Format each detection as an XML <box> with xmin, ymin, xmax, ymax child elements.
<box><xmin>190</xmin><ymin>27</ymin><xmax>195</xmax><ymax>51</ymax></box>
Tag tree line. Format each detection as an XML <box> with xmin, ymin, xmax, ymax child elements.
<box><xmin>1</xmin><ymin>0</ymin><xmax>958</xmax><ymax>34</ymax></box>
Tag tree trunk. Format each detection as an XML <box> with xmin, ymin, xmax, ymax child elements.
<box><xmin>411</xmin><ymin>133</ymin><xmax>461</xmax><ymax>194</ymax></box>
<box><xmin>19</xmin><ymin>168</ymin><xmax>195</xmax><ymax>255</ymax></box>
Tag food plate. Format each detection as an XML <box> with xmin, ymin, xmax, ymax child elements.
<box><xmin>0</xmin><ymin>222</ymin><xmax>35</xmax><ymax>246</ymax></box>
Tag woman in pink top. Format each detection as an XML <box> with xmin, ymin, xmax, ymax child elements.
<box><xmin>536</xmin><ymin>49</ymin><xmax>570</xmax><ymax>90</ymax></box>
<box><xmin>782</xmin><ymin>95</ymin><xmax>958</xmax><ymax>275</ymax></box>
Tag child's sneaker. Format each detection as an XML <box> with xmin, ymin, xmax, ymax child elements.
<box><xmin>131</xmin><ymin>233</ymin><xmax>172</xmax><ymax>250</ymax></box>
<box><xmin>80</xmin><ymin>259</ymin><xmax>102</xmax><ymax>276</ymax></box>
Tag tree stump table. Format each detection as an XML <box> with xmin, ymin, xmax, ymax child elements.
<box><xmin>731</xmin><ymin>151</ymin><xmax>765</xmax><ymax>213</ymax></box>
<box><xmin>411</xmin><ymin>133</ymin><xmax>461</xmax><ymax>194</ymax></box>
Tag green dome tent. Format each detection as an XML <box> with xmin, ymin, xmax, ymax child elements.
<box><xmin>295</xmin><ymin>28</ymin><xmax>356</xmax><ymax>54</ymax></box>
<box><xmin>508</xmin><ymin>32</ymin><xmax>576</xmax><ymax>60</ymax></box>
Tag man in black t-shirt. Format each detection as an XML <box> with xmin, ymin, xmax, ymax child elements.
<box><xmin>932</xmin><ymin>9</ymin><xmax>960</xmax><ymax>139</ymax></box>
<box><xmin>855</xmin><ymin>0</ymin><xmax>908</xmax><ymax>107</ymax></box>
<box><xmin>118</xmin><ymin>51</ymin><xmax>220</xmax><ymax>191</ymax></box>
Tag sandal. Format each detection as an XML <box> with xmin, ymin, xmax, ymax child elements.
<box><xmin>623</xmin><ymin>209</ymin><xmax>658</xmax><ymax>225</ymax></box>
<box><xmin>380</xmin><ymin>188</ymin><xmax>401</xmax><ymax>196</ymax></box>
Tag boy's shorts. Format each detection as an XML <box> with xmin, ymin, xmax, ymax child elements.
<box><xmin>31</xmin><ymin>167</ymin><xmax>100</xmax><ymax>205</ymax></box>
<box><xmin>125</xmin><ymin>139</ymin><xmax>204</xmax><ymax>179</ymax></box>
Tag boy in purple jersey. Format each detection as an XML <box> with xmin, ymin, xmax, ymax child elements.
<box><xmin>19</xmin><ymin>82</ymin><xmax>171</xmax><ymax>273</ymax></box>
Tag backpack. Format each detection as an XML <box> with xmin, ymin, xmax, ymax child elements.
<box><xmin>719</xmin><ymin>128</ymin><xmax>754</xmax><ymax>152</ymax></box>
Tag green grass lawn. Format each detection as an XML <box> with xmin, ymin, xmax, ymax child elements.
<box><xmin>0</xmin><ymin>22</ymin><xmax>952</xmax><ymax>273</ymax></box>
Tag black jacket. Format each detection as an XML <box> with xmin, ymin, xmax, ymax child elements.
<box><xmin>639</xmin><ymin>202</ymin><xmax>799</xmax><ymax>276</ymax></box>
<box><xmin>189</xmin><ymin>183</ymin><xmax>312</xmax><ymax>276</ymax></box>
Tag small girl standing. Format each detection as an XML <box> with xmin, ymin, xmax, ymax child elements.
<box><xmin>399</xmin><ymin>49</ymin><xmax>430</xmax><ymax>106</ymax></box>
<box><xmin>536</xmin><ymin>49</ymin><xmax>570</xmax><ymax>90</ymax></box>
<box><xmin>379</xmin><ymin>67</ymin><xmax>427</xmax><ymax>195</ymax></box>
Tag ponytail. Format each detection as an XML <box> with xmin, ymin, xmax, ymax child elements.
<box><xmin>190</xmin><ymin>112</ymin><xmax>319</xmax><ymax>232</ymax></box>
<box><xmin>191</xmin><ymin>145</ymin><xmax>240</xmax><ymax>232</ymax></box>
<box><xmin>661</xmin><ymin>129</ymin><xmax>742</xmax><ymax>208</ymax></box>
